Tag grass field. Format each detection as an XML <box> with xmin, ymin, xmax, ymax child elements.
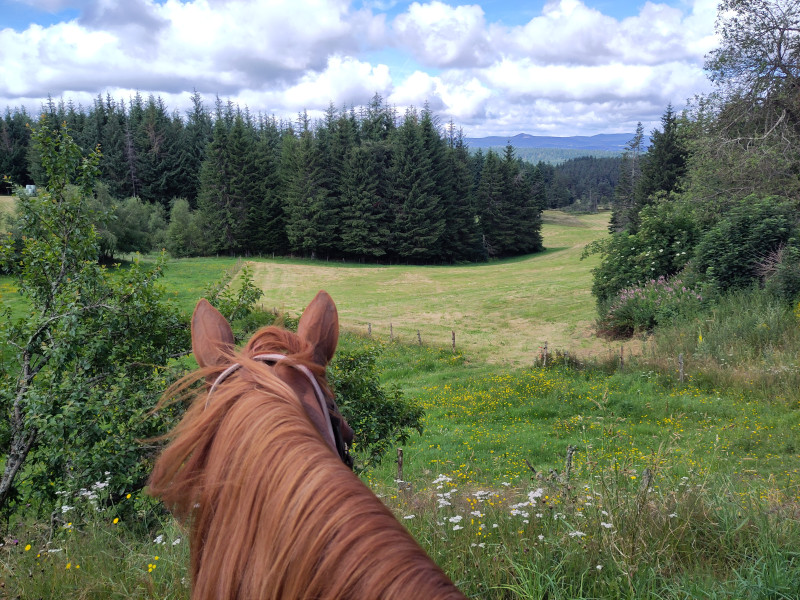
<box><xmin>246</xmin><ymin>211</ymin><xmax>621</xmax><ymax>366</ymax></box>
<box><xmin>2</xmin><ymin>210</ymin><xmax>799</xmax><ymax>598</ymax></box>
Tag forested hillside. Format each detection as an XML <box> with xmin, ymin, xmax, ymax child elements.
<box><xmin>1</xmin><ymin>95</ymin><xmax>547</xmax><ymax>263</ymax></box>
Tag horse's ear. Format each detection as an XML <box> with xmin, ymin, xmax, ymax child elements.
<box><xmin>297</xmin><ymin>290</ymin><xmax>339</xmax><ymax>366</ymax></box>
<box><xmin>192</xmin><ymin>298</ymin><xmax>235</xmax><ymax>369</ymax></box>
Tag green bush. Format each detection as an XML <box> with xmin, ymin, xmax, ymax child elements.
<box><xmin>689</xmin><ymin>195</ymin><xmax>799</xmax><ymax>293</ymax></box>
<box><xmin>588</xmin><ymin>198</ymin><xmax>698</xmax><ymax>308</ymax></box>
<box><xmin>600</xmin><ymin>276</ymin><xmax>705</xmax><ymax>337</ymax></box>
<box><xmin>329</xmin><ymin>337</ymin><xmax>424</xmax><ymax>470</ymax></box>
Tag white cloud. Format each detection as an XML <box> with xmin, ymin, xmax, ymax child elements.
<box><xmin>0</xmin><ymin>0</ymin><xmax>720</xmax><ymax>136</ymax></box>
<box><xmin>392</xmin><ymin>1</ymin><xmax>494</xmax><ymax>68</ymax></box>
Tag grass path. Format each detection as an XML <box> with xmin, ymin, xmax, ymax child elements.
<box><xmin>249</xmin><ymin>211</ymin><xmax>623</xmax><ymax>365</ymax></box>
<box><xmin>0</xmin><ymin>195</ymin><xmax>14</xmax><ymax>233</ymax></box>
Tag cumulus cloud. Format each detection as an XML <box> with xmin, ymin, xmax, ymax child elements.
<box><xmin>392</xmin><ymin>1</ymin><xmax>494</xmax><ymax>68</ymax></box>
<box><xmin>0</xmin><ymin>0</ymin><xmax>720</xmax><ymax>136</ymax></box>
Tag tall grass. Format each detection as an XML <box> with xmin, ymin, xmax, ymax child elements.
<box><xmin>645</xmin><ymin>287</ymin><xmax>800</xmax><ymax>399</ymax></box>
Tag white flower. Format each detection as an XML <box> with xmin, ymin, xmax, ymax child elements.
<box><xmin>669</xmin><ymin>513</ymin><xmax>678</xmax><ymax>518</ymax></box>
<box><xmin>568</xmin><ymin>531</ymin><xmax>586</xmax><ymax>538</ymax></box>
<box><xmin>537</xmin><ymin>534</ymin><xmax>544</xmax><ymax>541</ymax></box>
<box><xmin>535</xmin><ymin>513</ymin><xmax>543</xmax><ymax>518</ymax></box>
<box><xmin>492</xmin><ymin>523</ymin><xmax>499</xmax><ymax>528</ymax></box>
<box><xmin>172</xmin><ymin>538</ymin><xmax>182</xmax><ymax>546</ymax></box>
<box><xmin>404</xmin><ymin>515</ymin><xmax>415</xmax><ymax>520</ymax></box>
<box><xmin>600</xmin><ymin>522</ymin><xmax>613</xmax><ymax>529</ymax></box>
<box><xmin>153</xmin><ymin>535</ymin><xmax>164</xmax><ymax>544</ymax></box>
<box><xmin>596</xmin><ymin>564</ymin><xmax>603</xmax><ymax>571</ymax></box>
<box><xmin>501</xmin><ymin>481</ymin><xmax>511</xmax><ymax>487</ymax></box>
<box><xmin>529</xmin><ymin>488</ymin><xmax>544</xmax><ymax>499</ymax></box>
<box><xmin>61</xmin><ymin>505</ymin><xmax>74</xmax><ymax>513</ymax></box>
<box><xmin>470</xmin><ymin>511</ymin><xmax>484</xmax><ymax>517</ymax></box>
<box><xmin>452</xmin><ymin>525</ymin><xmax>463</xmax><ymax>531</ymax></box>
<box><xmin>448</xmin><ymin>515</ymin><xmax>463</xmax><ymax>523</ymax></box>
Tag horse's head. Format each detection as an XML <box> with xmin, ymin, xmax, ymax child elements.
<box><xmin>191</xmin><ymin>290</ymin><xmax>354</xmax><ymax>467</ymax></box>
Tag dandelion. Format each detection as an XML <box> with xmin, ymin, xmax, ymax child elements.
<box><xmin>126</xmin><ymin>493</ymin><xmax>131</xmax><ymax>499</ymax></box>
<box><xmin>66</xmin><ymin>562</ymin><xmax>72</xmax><ymax>569</ymax></box>
<box><xmin>112</xmin><ymin>518</ymin><xmax>119</xmax><ymax>524</ymax></box>
<box><xmin>24</xmin><ymin>544</ymin><xmax>31</xmax><ymax>552</ymax></box>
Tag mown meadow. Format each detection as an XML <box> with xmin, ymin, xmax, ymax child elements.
<box><xmin>1</xmin><ymin>211</ymin><xmax>799</xmax><ymax>599</ymax></box>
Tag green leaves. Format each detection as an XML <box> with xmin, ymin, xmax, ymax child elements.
<box><xmin>0</xmin><ymin>121</ymin><xmax>189</xmax><ymax>515</ymax></box>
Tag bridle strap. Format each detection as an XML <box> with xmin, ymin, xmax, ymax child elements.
<box><xmin>205</xmin><ymin>353</ymin><xmax>338</xmax><ymax>454</ymax></box>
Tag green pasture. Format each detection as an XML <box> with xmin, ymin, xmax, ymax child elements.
<box><xmin>246</xmin><ymin>211</ymin><xmax>616</xmax><ymax>366</ymax></box>
<box><xmin>3</xmin><ymin>210</ymin><xmax>799</xmax><ymax>598</ymax></box>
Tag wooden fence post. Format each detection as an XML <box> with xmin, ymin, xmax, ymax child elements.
<box><xmin>368</xmin><ymin>322</ymin><xmax>371</xmax><ymax>337</ymax></box>
<box><xmin>543</xmin><ymin>341</ymin><xmax>548</xmax><ymax>367</ymax></box>
<box><xmin>451</xmin><ymin>330</ymin><xmax>456</xmax><ymax>353</ymax></box>
<box><xmin>397</xmin><ymin>448</ymin><xmax>404</xmax><ymax>485</ymax></box>
<box><xmin>390</xmin><ymin>323</ymin><xmax>394</xmax><ymax>342</ymax></box>
<box><xmin>678</xmin><ymin>353</ymin><xmax>684</xmax><ymax>383</ymax></box>
<box><xmin>619</xmin><ymin>345</ymin><xmax>625</xmax><ymax>370</ymax></box>
<box><xmin>564</xmin><ymin>445</ymin><xmax>576</xmax><ymax>484</ymax></box>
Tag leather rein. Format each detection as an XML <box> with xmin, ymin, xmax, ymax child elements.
<box><xmin>206</xmin><ymin>353</ymin><xmax>353</xmax><ymax>469</ymax></box>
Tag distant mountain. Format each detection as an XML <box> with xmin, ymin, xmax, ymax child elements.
<box><xmin>465</xmin><ymin>132</ymin><xmax>640</xmax><ymax>153</ymax></box>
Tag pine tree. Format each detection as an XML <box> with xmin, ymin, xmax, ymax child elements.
<box><xmin>631</xmin><ymin>106</ymin><xmax>687</xmax><ymax>230</ymax></box>
<box><xmin>610</xmin><ymin>122</ymin><xmax>644</xmax><ymax>232</ymax></box>
<box><xmin>389</xmin><ymin>108</ymin><xmax>445</xmax><ymax>262</ymax></box>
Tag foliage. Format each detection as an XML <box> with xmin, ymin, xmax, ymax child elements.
<box><xmin>687</xmin><ymin>195</ymin><xmax>799</xmax><ymax>293</ymax></box>
<box><xmin>329</xmin><ymin>337</ymin><xmax>424</xmax><ymax>470</ymax></box>
<box><xmin>202</xmin><ymin>262</ymin><xmax>264</xmax><ymax>323</ymax></box>
<box><xmin>599</xmin><ymin>276</ymin><xmax>704</xmax><ymax>337</ymax></box>
<box><xmin>0</xmin><ymin>121</ymin><xmax>188</xmax><ymax>515</ymax></box>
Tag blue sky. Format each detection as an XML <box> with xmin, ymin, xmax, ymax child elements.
<box><xmin>0</xmin><ymin>0</ymin><xmax>718</xmax><ymax>136</ymax></box>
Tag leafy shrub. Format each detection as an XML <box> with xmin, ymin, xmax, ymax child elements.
<box><xmin>204</xmin><ymin>262</ymin><xmax>263</xmax><ymax>323</ymax></box>
<box><xmin>329</xmin><ymin>337</ymin><xmax>424</xmax><ymax>470</ymax></box>
<box><xmin>588</xmin><ymin>198</ymin><xmax>698</xmax><ymax>309</ymax></box>
<box><xmin>689</xmin><ymin>195</ymin><xmax>799</xmax><ymax>293</ymax></box>
<box><xmin>600</xmin><ymin>276</ymin><xmax>704</xmax><ymax>337</ymax></box>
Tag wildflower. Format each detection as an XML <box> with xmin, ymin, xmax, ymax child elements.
<box><xmin>66</xmin><ymin>562</ymin><xmax>72</xmax><ymax>569</ymax></box>
<box><xmin>172</xmin><ymin>538</ymin><xmax>182</xmax><ymax>546</ymax></box>
<box><xmin>568</xmin><ymin>531</ymin><xmax>586</xmax><ymax>538</ymax></box>
<box><xmin>24</xmin><ymin>544</ymin><xmax>31</xmax><ymax>552</ymax></box>
<box><xmin>537</xmin><ymin>534</ymin><xmax>544</xmax><ymax>541</ymax></box>
<box><xmin>669</xmin><ymin>513</ymin><xmax>678</xmax><ymax>518</ymax></box>
<box><xmin>126</xmin><ymin>494</ymin><xmax>131</xmax><ymax>499</ymax></box>
<box><xmin>153</xmin><ymin>535</ymin><xmax>164</xmax><ymax>544</ymax></box>
<box><xmin>596</xmin><ymin>565</ymin><xmax>603</xmax><ymax>571</ymax></box>
<box><xmin>448</xmin><ymin>515</ymin><xmax>463</xmax><ymax>523</ymax></box>
<box><xmin>403</xmin><ymin>515</ymin><xmax>415</xmax><ymax>520</ymax></box>
<box><xmin>601</xmin><ymin>522</ymin><xmax>613</xmax><ymax>529</ymax></box>
<box><xmin>112</xmin><ymin>518</ymin><xmax>119</xmax><ymax>524</ymax></box>
<box><xmin>452</xmin><ymin>525</ymin><xmax>463</xmax><ymax>531</ymax></box>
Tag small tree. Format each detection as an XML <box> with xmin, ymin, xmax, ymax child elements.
<box><xmin>0</xmin><ymin>121</ymin><xmax>188</xmax><ymax>514</ymax></box>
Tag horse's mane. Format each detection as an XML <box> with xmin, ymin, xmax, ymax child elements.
<box><xmin>149</xmin><ymin>325</ymin><xmax>465</xmax><ymax>600</ymax></box>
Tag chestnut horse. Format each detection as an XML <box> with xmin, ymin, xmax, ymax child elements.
<box><xmin>148</xmin><ymin>291</ymin><xmax>466</xmax><ymax>600</ymax></box>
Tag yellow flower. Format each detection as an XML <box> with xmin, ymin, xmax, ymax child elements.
<box><xmin>66</xmin><ymin>562</ymin><xmax>72</xmax><ymax>569</ymax></box>
<box><xmin>113</xmin><ymin>517</ymin><xmax>119</xmax><ymax>524</ymax></box>
<box><xmin>25</xmin><ymin>544</ymin><xmax>31</xmax><ymax>552</ymax></box>
<box><xmin>126</xmin><ymin>493</ymin><xmax>131</xmax><ymax>499</ymax></box>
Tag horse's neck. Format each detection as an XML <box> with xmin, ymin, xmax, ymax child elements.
<box><xmin>187</xmin><ymin>398</ymin><xmax>466</xmax><ymax>600</ymax></box>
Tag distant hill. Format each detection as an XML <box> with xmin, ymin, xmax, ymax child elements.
<box><xmin>464</xmin><ymin>132</ymin><xmax>649</xmax><ymax>165</ymax></box>
<box><xmin>466</xmin><ymin>132</ymin><xmax>638</xmax><ymax>152</ymax></box>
